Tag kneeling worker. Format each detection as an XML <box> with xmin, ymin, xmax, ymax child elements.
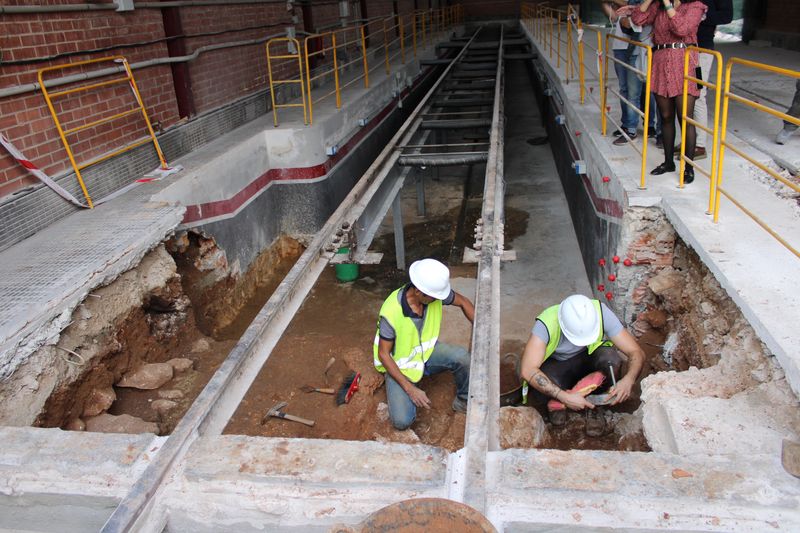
<box><xmin>519</xmin><ymin>294</ymin><xmax>644</xmax><ymax>428</ymax></box>
<box><xmin>374</xmin><ymin>258</ymin><xmax>475</xmax><ymax>430</ymax></box>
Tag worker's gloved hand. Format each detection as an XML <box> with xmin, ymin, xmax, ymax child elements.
<box><xmin>560</xmin><ymin>391</ymin><xmax>595</xmax><ymax>411</ymax></box>
<box><xmin>608</xmin><ymin>376</ymin><xmax>634</xmax><ymax>405</ymax></box>
<box><xmin>406</xmin><ymin>384</ymin><xmax>432</xmax><ymax>409</ymax></box>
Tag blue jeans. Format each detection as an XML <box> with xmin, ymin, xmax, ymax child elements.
<box><xmin>385</xmin><ymin>342</ymin><xmax>470</xmax><ymax>430</ymax></box>
<box><xmin>614</xmin><ymin>48</ymin><xmax>644</xmax><ymax>134</ymax></box>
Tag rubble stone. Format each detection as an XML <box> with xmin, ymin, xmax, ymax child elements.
<box><xmin>84</xmin><ymin>413</ymin><xmax>158</xmax><ymax>434</ymax></box>
<box><xmin>117</xmin><ymin>363</ymin><xmax>174</xmax><ymax>390</ymax></box>
<box><xmin>82</xmin><ymin>387</ymin><xmax>116</xmax><ymax>418</ymax></box>
<box><xmin>499</xmin><ymin>406</ymin><xmax>547</xmax><ymax>449</ymax></box>
<box><xmin>167</xmin><ymin>357</ymin><xmax>194</xmax><ymax>373</ymax></box>
<box><xmin>151</xmin><ymin>399</ymin><xmax>178</xmax><ymax>416</ymax></box>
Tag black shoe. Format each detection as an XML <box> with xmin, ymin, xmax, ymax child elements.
<box><xmin>613</xmin><ymin>132</ymin><xmax>637</xmax><ymax>145</ymax></box>
<box><xmin>549</xmin><ymin>409</ymin><xmax>567</xmax><ymax>427</ymax></box>
<box><xmin>612</xmin><ymin>129</ymin><xmax>624</xmax><ymax>137</ymax></box>
<box><xmin>650</xmin><ymin>162</ymin><xmax>676</xmax><ymax>175</ymax></box>
<box><xmin>648</xmin><ymin>128</ymin><xmax>657</xmax><ymax>139</ymax></box>
<box><xmin>683</xmin><ymin>167</ymin><xmax>694</xmax><ymax>184</ymax></box>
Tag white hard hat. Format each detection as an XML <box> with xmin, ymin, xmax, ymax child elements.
<box><xmin>409</xmin><ymin>258</ymin><xmax>451</xmax><ymax>300</ymax></box>
<box><xmin>557</xmin><ymin>294</ymin><xmax>600</xmax><ymax>346</ymax></box>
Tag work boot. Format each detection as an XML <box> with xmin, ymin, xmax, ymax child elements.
<box><xmin>585</xmin><ymin>408</ymin><xmax>606</xmax><ymax>437</ymax></box>
<box><xmin>776</xmin><ymin>127</ymin><xmax>795</xmax><ymax>145</ymax></box>
<box><xmin>548</xmin><ymin>408</ymin><xmax>567</xmax><ymax>427</ymax></box>
<box><xmin>452</xmin><ymin>396</ymin><xmax>468</xmax><ymax>413</ymax></box>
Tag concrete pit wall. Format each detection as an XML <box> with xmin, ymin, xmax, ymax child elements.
<box><xmin>526</xmin><ymin>39</ymin><xmax>799</xmax><ymax>454</ymax></box>
<box><xmin>0</xmin><ymin>245</ymin><xmax>185</xmax><ymax>427</ymax></box>
<box><xmin>160</xmin><ymin>58</ymin><xmax>446</xmax><ymax>277</ymax></box>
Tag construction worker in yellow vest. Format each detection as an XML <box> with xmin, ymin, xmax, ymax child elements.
<box><xmin>373</xmin><ymin>258</ymin><xmax>475</xmax><ymax>430</ymax></box>
<box><xmin>519</xmin><ymin>294</ymin><xmax>644</xmax><ymax>434</ymax></box>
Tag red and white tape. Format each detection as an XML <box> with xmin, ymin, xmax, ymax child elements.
<box><xmin>1</xmin><ymin>132</ymin><xmax>88</xmax><ymax>208</ymax></box>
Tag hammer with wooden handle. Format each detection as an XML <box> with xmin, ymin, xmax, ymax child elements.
<box><xmin>261</xmin><ymin>401</ymin><xmax>315</xmax><ymax>427</ymax></box>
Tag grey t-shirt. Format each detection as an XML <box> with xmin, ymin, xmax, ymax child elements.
<box><xmin>379</xmin><ymin>286</ymin><xmax>456</xmax><ymax>342</ymax></box>
<box><xmin>531</xmin><ymin>302</ymin><xmax>623</xmax><ymax>361</ymax></box>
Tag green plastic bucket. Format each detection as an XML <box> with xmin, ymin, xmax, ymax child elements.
<box><xmin>334</xmin><ymin>247</ymin><xmax>359</xmax><ymax>282</ymax></box>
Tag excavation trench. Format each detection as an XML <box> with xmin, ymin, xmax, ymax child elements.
<box><xmin>28</xmin><ymin>23</ymin><xmax>779</xmax><ymax>459</ymax></box>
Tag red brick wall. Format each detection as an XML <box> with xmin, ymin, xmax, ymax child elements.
<box><xmin>0</xmin><ymin>6</ymin><xmax>176</xmax><ymax>199</ymax></box>
<box><xmin>0</xmin><ymin>0</ymin><xmax>438</xmax><ymax>201</ymax></box>
<box><xmin>0</xmin><ymin>1</ymin><xmax>299</xmax><ymax>200</ymax></box>
<box><xmin>762</xmin><ymin>0</ymin><xmax>800</xmax><ymax>34</ymax></box>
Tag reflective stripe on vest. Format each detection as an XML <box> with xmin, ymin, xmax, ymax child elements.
<box><xmin>536</xmin><ymin>300</ymin><xmax>606</xmax><ymax>362</ymax></box>
<box><xmin>373</xmin><ymin>287</ymin><xmax>443</xmax><ymax>383</ymax></box>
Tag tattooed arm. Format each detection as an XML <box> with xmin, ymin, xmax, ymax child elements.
<box><xmin>520</xmin><ymin>333</ymin><xmax>594</xmax><ymax>411</ymax></box>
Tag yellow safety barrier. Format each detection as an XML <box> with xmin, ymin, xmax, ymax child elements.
<box><xmin>602</xmin><ymin>34</ymin><xmax>653</xmax><ymax>189</ymax></box>
<box><xmin>679</xmin><ymin>47</ymin><xmax>722</xmax><ymax>199</ymax></box>
<box><xmin>266</xmin><ymin>6</ymin><xmax>462</xmax><ymax>126</ymax></box>
<box><xmin>304</xmin><ymin>24</ymin><xmax>369</xmax><ymax>124</ymax></box>
<box><xmin>37</xmin><ymin>56</ymin><xmax>168</xmax><ymax>208</ymax></box>
<box><xmin>714</xmin><ymin>58</ymin><xmax>800</xmax><ymax>258</ymax></box>
<box><xmin>266</xmin><ymin>38</ymin><xmax>308</xmax><ymax>127</ymax></box>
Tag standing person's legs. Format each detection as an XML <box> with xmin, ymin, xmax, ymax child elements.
<box><xmin>626</xmin><ymin>52</ymin><xmax>644</xmax><ymax>132</ymax></box>
<box><xmin>785</xmin><ymin>79</ymin><xmax>800</xmax><ymax>130</ymax></box>
<box><xmin>653</xmin><ymin>94</ymin><xmax>677</xmax><ymax>173</ymax></box>
<box><xmin>613</xmin><ymin>49</ymin><xmax>636</xmax><ymax>135</ymax></box>
<box><xmin>424</xmin><ymin>342</ymin><xmax>470</xmax><ymax>407</ymax></box>
<box><xmin>385</xmin><ymin>374</ymin><xmax>417</xmax><ymax>430</ymax></box>
<box><xmin>694</xmin><ymin>53</ymin><xmax>714</xmax><ymax>150</ymax></box>
<box><xmin>777</xmin><ymin>80</ymin><xmax>800</xmax><ymax>144</ymax></box>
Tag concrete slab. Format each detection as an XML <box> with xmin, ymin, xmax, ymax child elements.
<box><xmin>0</xmin><ymin>184</ymin><xmax>184</xmax><ymax>380</ymax></box>
<box><xmin>162</xmin><ymin>436</ymin><xmax>450</xmax><ymax>531</ymax></box>
<box><xmin>487</xmin><ymin>448</ymin><xmax>800</xmax><ymax>531</ymax></box>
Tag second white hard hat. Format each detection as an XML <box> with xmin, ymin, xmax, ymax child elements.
<box><xmin>409</xmin><ymin>258</ymin><xmax>451</xmax><ymax>300</ymax></box>
<box><xmin>557</xmin><ymin>294</ymin><xmax>601</xmax><ymax>346</ymax></box>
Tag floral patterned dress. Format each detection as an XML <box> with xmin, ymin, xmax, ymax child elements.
<box><xmin>631</xmin><ymin>1</ymin><xmax>707</xmax><ymax>98</ymax></box>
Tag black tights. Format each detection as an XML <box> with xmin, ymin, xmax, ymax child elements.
<box><xmin>655</xmin><ymin>93</ymin><xmax>697</xmax><ymax>166</ymax></box>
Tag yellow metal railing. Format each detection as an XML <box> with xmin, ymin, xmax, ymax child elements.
<box><xmin>523</xmin><ymin>3</ymin><xmax>799</xmax><ymax>259</ymax></box>
<box><xmin>714</xmin><ymin>58</ymin><xmax>800</xmax><ymax>258</ymax></box>
<box><xmin>266</xmin><ymin>38</ymin><xmax>308</xmax><ymax>127</ymax></box>
<box><xmin>268</xmin><ymin>6</ymin><xmax>463</xmax><ymax>125</ymax></box>
<box><xmin>679</xmin><ymin>47</ymin><xmax>722</xmax><ymax>197</ymax></box>
<box><xmin>602</xmin><ymin>33</ymin><xmax>653</xmax><ymax>189</ymax></box>
<box><xmin>37</xmin><ymin>56</ymin><xmax>168</xmax><ymax>208</ymax></box>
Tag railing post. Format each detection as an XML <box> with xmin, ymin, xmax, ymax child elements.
<box><xmin>400</xmin><ymin>15</ymin><xmax>405</xmax><ymax>64</ymax></box>
<box><xmin>383</xmin><ymin>18</ymin><xmax>390</xmax><ymax>74</ymax></box>
<box><xmin>600</xmin><ymin>33</ymin><xmax>608</xmax><ymax>136</ymax></box>
<box><xmin>361</xmin><ymin>25</ymin><xmax>369</xmax><ymax>88</ymax></box>
<box><xmin>332</xmin><ymin>32</ymin><xmax>341</xmax><ymax>108</ymax></box>
<box><xmin>412</xmin><ymin>13</ymin><xmax>417</xmax><ymax>58</ymax></box>
<box><xmin>640</xmin><ymin>46</ymin><xmax>652</xmax><ymax>190</ymax></box>
<box><xmin>679</xmin><ymin>50</ymin><xmax>691</xmax><ymax>188</ymax></box>
<box><xmin>713</xmin><ymin>60</ymin><xmax>734</xmax><ymax>223</ymax></box>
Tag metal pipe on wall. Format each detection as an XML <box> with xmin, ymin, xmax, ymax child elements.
<box><xmin>0</xmin><ymin>31</ymin><xmax>308</xmax><ymax>99</ymax></box>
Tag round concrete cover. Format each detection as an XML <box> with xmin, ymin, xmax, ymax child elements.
<box><xmin>333</xmin><ymin>498</ymin><xmax>497</xmax><ymax>532</ymax></box>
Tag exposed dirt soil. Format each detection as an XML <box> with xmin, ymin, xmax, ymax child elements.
<box><xmin>223</xmin><ymin>208</ymin><xmax>493</xmax><ymax>451</ymax></box>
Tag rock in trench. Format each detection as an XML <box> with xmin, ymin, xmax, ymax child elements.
<box><xmin>84</xmin><ymin>413</ymin><xmax>158</xmax><ymax>434</ymax></box>
<box><xmin>499</xmin><ymin>406</ymin><xmax>547</xmax><ymax>449</ymax></box>
<box><xmin>117</xmin><ymin>363</ymin><xmax>174</xmax><ymax>390</ymax></box>
<box><xmin>167</xmin><ymin>357</ymin><xmax>194</xmax><ymax>373</ymax></box>
<box><xmin>82</xmin><ymin>387</ymin><xmax>116</xmax><ymax>418</ymax></box>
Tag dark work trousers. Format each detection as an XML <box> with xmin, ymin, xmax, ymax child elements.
<box><xmin>527</xmin><ymin>346</ymin><xmax>624</xmax><ymax>406</ymax></box>
<box><xmin>784</xmin><ymin>79</ymin><xmax>800</xmax><ymax>132</ymax></box>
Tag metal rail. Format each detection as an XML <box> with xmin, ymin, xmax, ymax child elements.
<box><xmin>461</xmin><ymin>25</ymin><xmax>505</xmax><ymax>514</ymax></box>
<box><xmin>101</xmin><ymin>26</ymin><xmax>494</xmax><ymax>533</ymax></box>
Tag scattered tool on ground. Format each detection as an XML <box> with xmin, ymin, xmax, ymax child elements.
<box><xmin>261</xmin><ymin>401</ymin><xmax>315</xmax><ymax>427</ymax></box>
<box><xmin>336</xmin><ymin>371</ymin><xmax>361</xmax><ymax>406</ymax></box>
<box><xmin>324</xmin><ymin>356</ymin><xmax>336</xmax><ymax>377</ymax></box>
<box><xmin>300</xmin><ymin>385</ymin><xmax>335</xmax><ymax>394</ymax></box>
